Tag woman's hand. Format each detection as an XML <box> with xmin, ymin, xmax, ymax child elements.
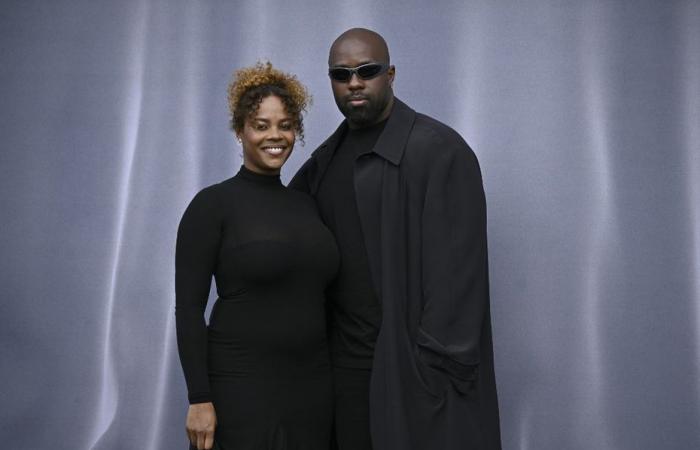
<box><xmin>186</xmin><ymin>402</ymin><xmax>217</xmax><ymax>450</ymax></box>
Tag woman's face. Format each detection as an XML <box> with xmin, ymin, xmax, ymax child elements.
<box><xmin>238</xmin><ymin>95</ymin><xmax>296</xmax><ymax>175</ymax></box>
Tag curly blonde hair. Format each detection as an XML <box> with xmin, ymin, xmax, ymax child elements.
<box><xmin>227</xmin><ymin>62</ymin><xmax>311</xmax><ymax>142</ymax></box>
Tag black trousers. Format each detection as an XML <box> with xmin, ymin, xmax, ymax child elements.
<box><xmin>333</xmin><ymin>366</ymin><xmax>373</xmax><ymax>450</ymax></box>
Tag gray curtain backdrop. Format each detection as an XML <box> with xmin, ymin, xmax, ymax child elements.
<box><xmin>1</xmin><ymin>1</ymin><xmax>699</xmax><ymax>449</ymax></box>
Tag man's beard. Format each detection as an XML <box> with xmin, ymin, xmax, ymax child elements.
<box><xmin>336</xmin><ymin>93</ymin><xmax>389</xmax><ymax>127</ymax></box>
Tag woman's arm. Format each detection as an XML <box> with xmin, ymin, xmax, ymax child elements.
<box><xmin>175</xmin><ymin>186</ymin><xmax>221</xmax><ymax>448</ymax></box>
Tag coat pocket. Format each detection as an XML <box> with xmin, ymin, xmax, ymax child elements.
<box><xmin>413</xmin><ymin>343</ymin><xmax>450</xmax><ymax>399</ymax></box>
<box><xmin>415</xmin><ymin>342</ymin><xmax>478</xmax><ymax>396</ymax></box>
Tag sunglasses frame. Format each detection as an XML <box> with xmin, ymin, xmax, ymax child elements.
<box><xmin>328</xmin><ymin>62</ymin><xmax>390</xmax><ymax>82</ymax></box>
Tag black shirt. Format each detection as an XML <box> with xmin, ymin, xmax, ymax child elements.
<box><xmin>316</xmin><ymin>120</ymin><xmax>387</xmax><ymax>369</ymax></box>
<box><xmin>175</xmin><ymin>166</ymin><xmax>340</xmax><ymax>403</ymax></box>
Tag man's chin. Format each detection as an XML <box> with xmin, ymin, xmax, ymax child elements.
<box><xmin>345</xmin><ymin>109</ymin><xmax>377</xmax><ymax>126</ymax></box>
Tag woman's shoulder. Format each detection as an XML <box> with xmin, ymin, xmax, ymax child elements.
<box><xmin>190</xmin><ymin>181</ymin><xmax>221</xmax><ymax>203</ymax></box>
<box><xmin>180</xmin><ymin>177</ymin><xmax>235</xmax><ymax>220</ymax></box>
<box><xmin>194</xmin><ymin>174</ymin><xmax>242</xmax><ymax>198</ymax></box>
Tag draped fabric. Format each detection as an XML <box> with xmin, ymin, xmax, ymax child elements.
<box><xmin>1</xmin><ymin>1</ymin><xmax>698</xmax><ymax>449</ymax></box>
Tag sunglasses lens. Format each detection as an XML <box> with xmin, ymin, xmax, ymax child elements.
<box><xmin>329</xmin><ymin>64</ymin><xmax>386</xmax><ymax>81</ymax></box>
<box><xmin>356</xmin><ymin>64</ymin><xmax>383</xmax><ymax>79</ymax></box>
<box><xmin>329</xmin><ymin>68</ymin><xmax>352</xmax><ymax>81</ymax></box>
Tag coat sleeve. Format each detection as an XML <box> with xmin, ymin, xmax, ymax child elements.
<box><xmin>175</xmin><ymin>186</ymin><xmax>221</xmax><ymax>404</ymax></box>
<box><xmin>417</xmin><ymin>141</ymin><xmax>489</xmax><ymax>392</ymax></box>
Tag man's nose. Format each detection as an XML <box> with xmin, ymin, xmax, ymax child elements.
<box><xmin>348</xmin><ymin>73</ymin><xmax>364</xmax><ymax>89</ymax></box>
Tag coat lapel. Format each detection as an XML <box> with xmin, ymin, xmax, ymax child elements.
<box><xmin>366</xmin><ymin>98</ymin><xmax>416</xmax><ymax>165</ymax></box>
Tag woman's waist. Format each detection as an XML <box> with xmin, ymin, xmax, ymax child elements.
<box><xmin>209</xmin><ymin>298</ymin><xmax>326</xmax><ymax>335</ymax></box>
<box><xmin>206</xmin><ymin>329</ymin><xmax>331</xmax><ymax>378</ymax></box>
<box><xmin>207</xmin><ymin>325</ymin><xmax>329</xmax><ymax>361</ymax></box>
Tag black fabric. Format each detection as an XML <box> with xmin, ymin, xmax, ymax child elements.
<box><xmin>290</xmin><ymin>98</ymin><xmax>502</xmax><ymax>450</ymax></box>
<box><xmin>176</xmin><ymin>165</ymin><xmax>339</xmax><ymax>449</ymax></box>
<box><xmin>332</xmin><ymin>367</ymin><xmax>373</xmax><ymax>450</ymax></box>
<box><xmin>315</xmin><ymin>120</ymin><xmax>386</xmax><ymax>369</ymax></box>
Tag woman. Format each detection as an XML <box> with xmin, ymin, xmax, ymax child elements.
<box><xmin>175</xmin><ymin>62</ymin><xmax>339</xmax><ymax>450</ymax></box>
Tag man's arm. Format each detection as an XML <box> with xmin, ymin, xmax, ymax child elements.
<box><xmin>417</xmin><ymin>141</ymin><xmax>490</xmax><ymax>393</ymax></box>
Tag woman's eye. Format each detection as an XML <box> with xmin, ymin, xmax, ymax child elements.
<box><xmin>280</xmin><ymin>123</ymin><xmax>292</xmax><ymax>130</ymax></box>
<box><xmin>255</xmin><ymin>124</ymin><xmax>267</xmax><ymax>131</ymax></box>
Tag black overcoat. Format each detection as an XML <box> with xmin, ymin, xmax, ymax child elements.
<box><xmin>290</xmin><ymin>98</ymin><xmax>501</xmax><ymax>450</ymax></box>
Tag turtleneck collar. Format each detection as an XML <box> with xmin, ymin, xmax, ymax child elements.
<box><xmin>235</xmin><ymin>165</ymin><xmax>282</xmax><ymax>186</ymax></box>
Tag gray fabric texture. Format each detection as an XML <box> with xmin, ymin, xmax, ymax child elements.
<box><xmin>1</xmin><ymin>1</ymin><xmax>699</xmax><ymax>449</ymax></box>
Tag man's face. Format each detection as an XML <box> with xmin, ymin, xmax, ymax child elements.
<box><xmin>329</xmin><ymin>38</ymin><xmax>395</xmax><ymax>128</ymax></box>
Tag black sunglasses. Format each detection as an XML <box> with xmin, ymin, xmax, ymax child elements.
<box><xmin>328</xmin><ymin>63</ymin><xmax>389</xmax><ymax>82</ymax></box>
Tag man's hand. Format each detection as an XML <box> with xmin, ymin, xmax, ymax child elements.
<box><xmin>186</xmin><ymin>402</ymin><xmax>216</xmax><ymax>450</ymax></box>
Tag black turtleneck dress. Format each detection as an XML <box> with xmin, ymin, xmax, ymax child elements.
<box><xmin>175</xmin><ymin>166</ymin><xmax>340</xmax><ymax>450</ymax></box>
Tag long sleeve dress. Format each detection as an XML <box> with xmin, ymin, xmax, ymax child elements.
<box><xmin>175</xmin><ymin>165</ymin><xmax>339</xmax><ymax>450</ymax></box>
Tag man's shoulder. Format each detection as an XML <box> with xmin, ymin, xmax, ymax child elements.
<box><xmin>412</xmin><ymin>112</ymin><xmax>468</xmax><ymax>148</ymax></box>
<box><xmin>405</xmin><ymin>112</ymin><xmax>476</xmax><ymax>167</ymax></box>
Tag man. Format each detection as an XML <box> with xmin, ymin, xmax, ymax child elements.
<box><xmin>291</xmin><ymin>28</ymin><xmax>501</xmax><ymax>450</ymax></box>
